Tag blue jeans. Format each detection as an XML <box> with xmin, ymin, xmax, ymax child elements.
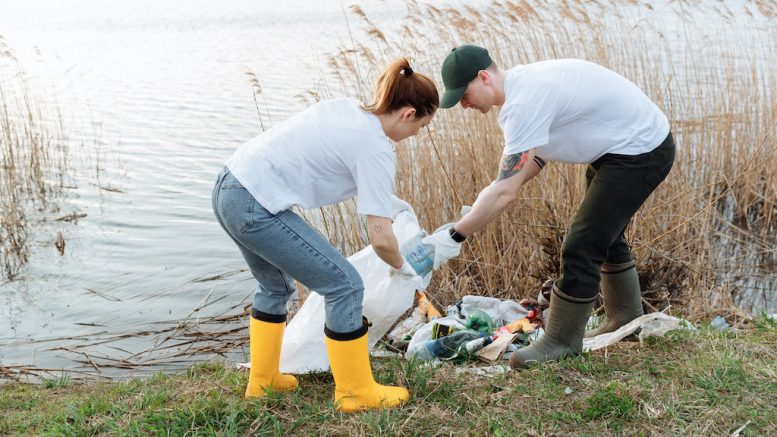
<box><xmin>211</xmin><ymin>167</ymin><xmax>364</xmax><ymax>333</ymax></box>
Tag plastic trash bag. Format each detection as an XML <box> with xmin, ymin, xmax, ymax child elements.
<box><xmin>582</xmin><ymin>312</ymin><xmax>694</xmax><ymax>352</ymax></box>
<box><xmin>279</xmin><ymin>196</ymin><xmax>430</xmax><ymax>374</ymax></box>
<box><xmin>459</xmin><ymin>295</ymin><xmax>531</xmax><ymax>327</ymax></box>
<box><xmin>386</xmin><ymin>308</ymin><xmax>426</xmax><ymax>349</ymax></box>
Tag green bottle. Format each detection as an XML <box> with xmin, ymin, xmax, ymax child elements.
<box><xmin>465</xmin><ymin>310</ymin><xmax>495</xmax><ymax>336</ymax></box>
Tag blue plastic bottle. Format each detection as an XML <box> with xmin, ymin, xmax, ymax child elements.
<box><xmin>400</xmin><ymin>235</ymin><xmax>435</xmax><ymax>276</ymax></box>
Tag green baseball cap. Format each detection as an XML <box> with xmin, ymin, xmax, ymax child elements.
<box><xmin>440</xmin><ymin>45</ymin><xmax>493</xmax><ymax>108</ymax></box>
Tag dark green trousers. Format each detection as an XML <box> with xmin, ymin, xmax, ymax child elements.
<box><xmin>557</xmin><ymin>133</ymin><xmax>676</xmax><ymax>299</ymax></box>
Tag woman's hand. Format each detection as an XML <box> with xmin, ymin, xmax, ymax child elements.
<box><xmin>389</xmin><ymin>261</ymin><xmax>418</xmax><ymax>278</ymax></box>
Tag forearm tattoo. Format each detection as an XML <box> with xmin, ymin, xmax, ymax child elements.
<box><xmin>497</xmin><ymin>151</ymin><xmax>529</xmax><ymax>181</ymax></box>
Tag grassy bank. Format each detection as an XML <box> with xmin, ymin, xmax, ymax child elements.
<box><xmin>2</xmin><ymin>315</ymin><xmax>774</xmax><ymax>436</ymax></box>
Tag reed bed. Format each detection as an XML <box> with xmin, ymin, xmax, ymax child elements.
<box><xmin>300</xmin><ymin>0</ymin><xmax>776</xmax><ymax>316</ymax></box>
<box><xmin>0</xmin><ymin>38</ymin><xmax>70</xmax><ymax>279</ymax></box>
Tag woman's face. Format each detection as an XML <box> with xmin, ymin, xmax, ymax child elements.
<box><xmin>392</xmin><ymin>110</ymin><xmax>435</xmax><ymax>142</ymax></box>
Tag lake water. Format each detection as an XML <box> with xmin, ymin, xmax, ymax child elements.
<box><xmin>1</xmin><ymin>0</ymin><xmax>774</xmax><ymax>379</ymax></box>
<box><xmin>0</xmin><ymin>0</ymin><xmax>413</xmax><ymax>378</ymax></box>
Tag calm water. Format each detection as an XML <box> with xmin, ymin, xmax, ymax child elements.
<box><xmin>0</xmin><ymin>0</ymin><xmax>409</xmax><ymax>377</ymax></box>
<box><xmin>1</xmin><ymin>0</ymin><xmax>774</xmax><ymax>378</ymax></box>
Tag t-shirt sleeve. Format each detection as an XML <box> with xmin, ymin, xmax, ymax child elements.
<box><xmin>352</xmin><ymin>152</ymin><xmax>396</xmax><ymax>218</ymax></box>
<box><xmin>499</xmin><ymin>83</ymin><xmax>558</xmax><ymax>155</ymax></box>
<box><xmin>500</xmin><ymin>103</ymin><xmax>554</xmax><ymax>155</ymax></box>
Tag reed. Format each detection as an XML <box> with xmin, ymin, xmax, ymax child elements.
<box><xmin>299</xmin><ymin>0</ymin><xmax>776</xmax><ymax>315</ymax></box>
<box><xmin>0</xmin><ymin>38</ymin><xmax>70</xmax><ymax>279</ymax></box>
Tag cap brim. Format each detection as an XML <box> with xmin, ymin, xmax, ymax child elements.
<box><xmin>440</xmin><ymin>86</ymin><xmax>466</xmax><ymax>109</ymax></box>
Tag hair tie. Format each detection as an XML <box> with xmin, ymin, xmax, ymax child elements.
<box><xmin>401</xmin><ymin>66</ymin><xmax>413</xmax><ymax>76</ymax></box>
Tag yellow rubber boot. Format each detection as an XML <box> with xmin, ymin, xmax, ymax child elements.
<box><xmin>245</xmin><ymin>310</ymin><xmax>298</xmax><ymax>399</ymax></box>
<box><xmin>325</xmin><ymin>320</ymin><xmax>410</xmax><ymax>412</ymax></box>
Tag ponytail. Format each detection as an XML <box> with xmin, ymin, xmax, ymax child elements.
<box><xmin>363</xmin><ymin>58</ymin><xmax>439</xmax><ymax>118</ymax></box>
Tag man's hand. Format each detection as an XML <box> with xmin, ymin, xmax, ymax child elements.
<box><xmin>422</xmin><ymin>228</ymin><xmax>462</xmax><ymax>269</ymax></box>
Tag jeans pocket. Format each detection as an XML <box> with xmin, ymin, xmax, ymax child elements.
<box><xmin>241</xmin><ymin>199</ymin><xmax>279</xmax><ymax>234</ymax></box>
<box><xmin>221</xmin><ymin>172</ymin><xmax>247</xmax><ymax>190</ymax></box>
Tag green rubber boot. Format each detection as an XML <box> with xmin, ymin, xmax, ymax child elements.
<box><xmin>509</xmin><ymin>286</ymin><xmax>595</xmax><ymax>369</ymax></box>
<box><xmin>585</xmin><ymin>261</ymin><xmax>644</xmax><ymax>338</ymax></box>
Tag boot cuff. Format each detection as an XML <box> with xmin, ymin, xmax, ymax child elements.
<box><xmin>553</xmin><ymin>285</ymin><xmax>597</xmax><ymax>304</ymax></box>
<box><xmin>251</xmin><ymin>308</ymin><xmax>287</xmax><ymax>323</ymax></box>
<box><xmin>601</xmin><ymin>260</ymin><xmax>636</xmax><ymax>274</ymax></box>
<box><xmin>324</xmin><ymin>317</ymin><xmax>370</xmax><ymax>341</ymax></box>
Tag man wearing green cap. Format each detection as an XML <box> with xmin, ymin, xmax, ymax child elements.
<box><xmin>422</xmin><ymin>45</ymin><xmax>676</xmax><ymax>369</ymax></box>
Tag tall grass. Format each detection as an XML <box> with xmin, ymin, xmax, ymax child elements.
<box><xmin>292</xmin><ymin>0</ymin><xmax>776</xmax><ymax>315</ymax></box>
<box><xmin>0</xmin><ymin>38</ymin><xmax>70</xmax><ymax>278</ymax></box>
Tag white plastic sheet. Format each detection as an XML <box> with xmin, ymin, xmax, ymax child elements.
<box><xmin>582</xmin><ymin>312</ymin><xmax>693</xmax><ymax>352</ymax></box>
<box><xmin>279</xmin><ymin>197</ymin><xmax>429</xmax><ymax>374</ymax></box>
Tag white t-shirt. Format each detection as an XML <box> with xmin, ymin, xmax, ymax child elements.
<box><xmin>227</xmin><ymin>98</ymin><xmax>396</xmax><ymax>217</ymax></box>
<box><xmin>498</xmin><ymin>59</ymin><xmax>670</xmax><ymax>163</ymax></box>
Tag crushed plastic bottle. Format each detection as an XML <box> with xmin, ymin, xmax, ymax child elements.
<box><xmin>711</xmin><ymin>315</ymin><xmax>730</xmax><ymax>331</ymax></box>
<box><xmin>465</xmin><ymin>310</ymin><xmax>495</xmax><ymax>336</ymax></box>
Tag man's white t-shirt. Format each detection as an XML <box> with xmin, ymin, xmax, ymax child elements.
<box><xmin>498</xmin><ymin>59</ymin><xmax>670</xmax><ymax>163</ymax></box>
<box><xmin>227</xmin><ymin>98</ymin><xmax>396</xmax><ymax>218</ymax></box>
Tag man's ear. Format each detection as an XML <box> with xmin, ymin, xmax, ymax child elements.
<box><xmin>478</xmin><ymin>70</ymin><xmax>491</xmax><ymax>85</ymax></box>
<box><xmin>401</xmin><ymin>107</ymin><xmax>417</xmax><ymax>122</ymax></box>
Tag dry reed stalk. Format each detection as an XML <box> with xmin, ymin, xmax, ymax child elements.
<box><xmin>299</xmin><ymin>0</ymin><xmax>776</xmax><ymax>314</ymax></box>
<box><xmin>0</xmin><ymin>40</ymin><xmax>71</xmax><ymax>278</ymax></box>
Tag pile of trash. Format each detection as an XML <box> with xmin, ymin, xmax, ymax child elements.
<box><xmin>385</xmin><ymin>280</ymin><xmax>696</xmax><ymax>365</ymax></box>
<box><xmin>386</xmin><ymin>289</ymin><xmax>549</xmax><ymax>364</ymax></box>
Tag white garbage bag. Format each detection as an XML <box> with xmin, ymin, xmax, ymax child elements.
<box><xmin>459</xmin><ymin>295</ymin><xmax>531</xmax><ymax>326</ymax></box>
<box><xmin>582</xmin><ymin>312</ymin><xmax>694</xmax><ymax>352</ymax></box>
<box><xmin>279</xmin><ymin>197</ymin><xmax>429</xmax><ymax>374</ymax></box>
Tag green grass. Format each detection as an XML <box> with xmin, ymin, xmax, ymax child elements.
<box><xmin>1</xmin><ymin>315</ymin><xmax>775</xmax><ymax>436</ymax></box>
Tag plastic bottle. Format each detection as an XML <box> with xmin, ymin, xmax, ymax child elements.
<box><xmin>458</xmin><ymin>335</ymin><xmax>494</xmax><ymax>357</ymax></box>
<box><xmin>407</xmin><ymin>330</ymin><xmax>481</xmax><ymax>361</ymax></box>
<box><xmin>401</xmin><ymin>238</ymin><xmax>436</xmax><ymax>276</ymax></box>
<box><xmin>465</xmin><ymin>310</ymin><xmax>495</xmax><ymax>336</ymax></box>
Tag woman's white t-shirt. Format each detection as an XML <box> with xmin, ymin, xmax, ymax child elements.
<box><xmin>498</xmin><ymin>59</ymin><xmax>670</xmax><ymax>163</ymax></box>
<box><xmin>227</xmin><ymin>98</ymin><xmax>396</xmax><ymax>218</ymax></box>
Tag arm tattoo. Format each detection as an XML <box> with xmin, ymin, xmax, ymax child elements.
<box><xmin>533</xmin><ymin>156</ymin><xmax>546</xmax><ymax>169</ymax></box>
<box><xmin>373</xmin><ymin>225</ymin><xmax>382</xmax><ymax>234</ymax></box>
<box><xmin>497</xmin><ymin>151</ymin><xmax>529</xmax><ymax>181</ymax></box>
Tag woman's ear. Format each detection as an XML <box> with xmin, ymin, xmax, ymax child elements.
<box><xmin>401</xmin><ymin>107</ymin><xmax>417</xmax><ymax>122</ymax></box>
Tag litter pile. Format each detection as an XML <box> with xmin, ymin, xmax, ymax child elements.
<box><xmin>386</xmin><ymin>289</ymin><xmax>548</xmax><ymax>364</ymax></box>
<box><xmin>384</xmin><ymin>281</ymin><xmax>695</xmax><ymax>365</ymax></box>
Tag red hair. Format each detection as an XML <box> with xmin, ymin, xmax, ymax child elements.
<box><xmin>364</xmin><ymin>58</ymin><xmax>439</xmax><ymax>117</ymax></box>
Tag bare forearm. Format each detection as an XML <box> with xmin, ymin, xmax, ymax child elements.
<box><xmin>452</xmin><ymin>149</ymin><xmax>543</xmax><ymax>237</ymax></box>
<box><xmin>372</xmin><ymin>236</ymin><xmax>404</xmax><ymax>269</ymax></box>
<box><xmin>366</xmin><ymin>215</ymin><xmax>404</xmax><ymax>269</ymax></box>
<box><xmin>455</xmin><ymin>184</ymin><xmax>517</xmax><ymax>235</ymax></box>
